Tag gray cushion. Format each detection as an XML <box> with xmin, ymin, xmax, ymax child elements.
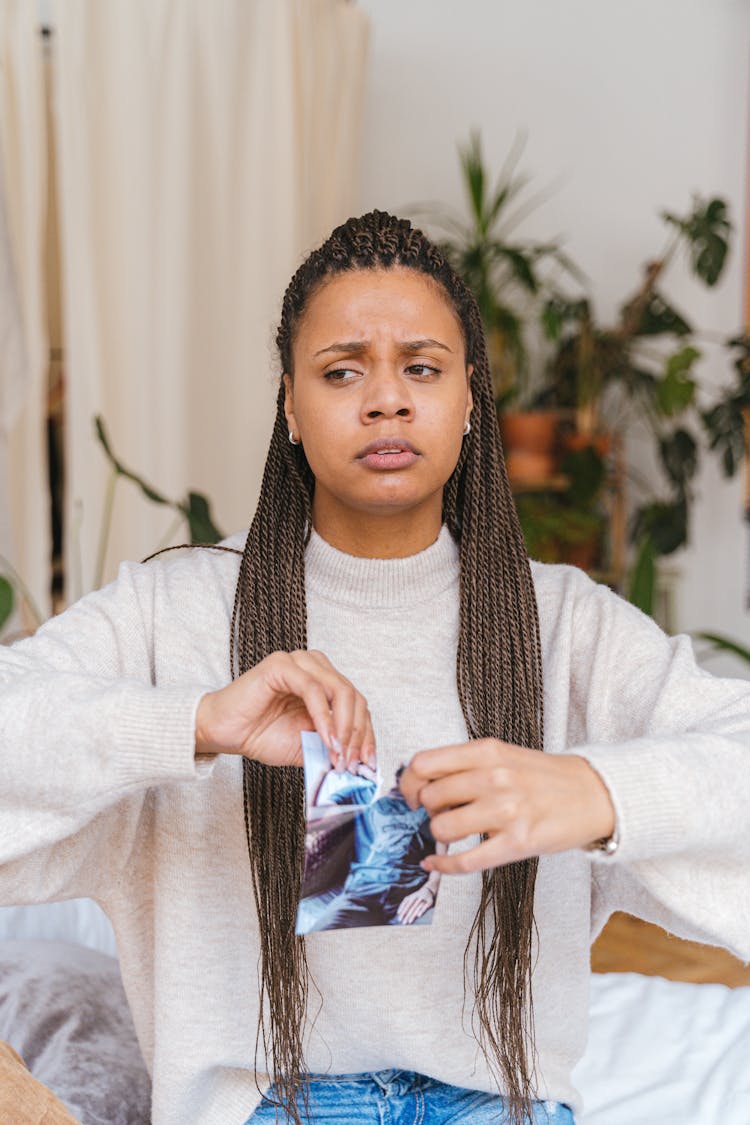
<box><xmin>0</xmin><ymin>939</ymin><xmax>151</xmax><ymax>1125</ymax></box>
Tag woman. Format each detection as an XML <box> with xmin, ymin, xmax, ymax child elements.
<box><xmin>0</xmin><ymin>210</ymin><xmax>748</xmax><ymax>1125</ymax></box>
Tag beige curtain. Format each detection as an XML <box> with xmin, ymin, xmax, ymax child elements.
<box><xmin>0</xmin><ymin>1</ymin><xmax>50</xmax><ymax>618</ymax></box>
<box><xmin>50</xmin><ymin>0</ymin><xmax>369</xmax><ymax>598</ymax></box>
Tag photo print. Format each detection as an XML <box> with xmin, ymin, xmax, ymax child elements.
<box><xmin>295</xmin><ymin>732</ymin><xmax>446</xmax><ymax>934</ymax></box>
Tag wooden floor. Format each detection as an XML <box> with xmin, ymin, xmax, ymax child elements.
<box><xmin>591</xmin><ymin>912</ymin><xmax>750</xmax><ymax>987</ymax></box>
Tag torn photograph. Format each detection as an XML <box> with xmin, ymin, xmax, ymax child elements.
<box><xmin>296</xmin><ymin>732</ymin><xmax>446</xmax><ymax>934</ymax></box>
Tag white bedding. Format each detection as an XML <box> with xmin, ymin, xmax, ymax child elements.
<box><xmin>1</xmin><ymin>903</ymin><xmax>749</xmax><ymax>1123</ymax></box>
<box><xmin>576</xmin><ymin>972</ymin><xmax>750</xmax><ymax>1124</ymax></box>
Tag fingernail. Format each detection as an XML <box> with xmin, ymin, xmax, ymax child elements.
<box><xmin>331</xmin><ymin>735</ymin><xmax>343</xmax><ymax>756</ymax></box>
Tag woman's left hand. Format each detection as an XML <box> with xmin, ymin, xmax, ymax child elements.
<box><xmin>399</xmin><ymin>740</ymin><xmax>616</xmax><ymax>874</ymax></box>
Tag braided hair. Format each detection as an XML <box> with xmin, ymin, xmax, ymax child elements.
<box><xmin>232</xmin><ymin>210</ymin><xmax>545</xmax><ymax>1124</ymax></box>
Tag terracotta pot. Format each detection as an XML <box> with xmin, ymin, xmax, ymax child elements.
<box><xmin>499</xmin><ymin>410</ymin><xmax>561</xmax><ymax>485</ymax></box>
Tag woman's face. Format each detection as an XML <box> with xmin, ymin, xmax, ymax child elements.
<box><xmin>284</xmin><ymin>267</ymin><xmax>472</xmax><ymax>545</ymax></box>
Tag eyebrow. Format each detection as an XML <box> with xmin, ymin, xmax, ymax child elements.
<box><xmin>313</xmin><ymin>337</ymin><xmax>454</xmax><ymax>358</ymax></box>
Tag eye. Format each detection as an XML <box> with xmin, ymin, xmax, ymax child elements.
<box><xmin>323</xmin><ymin>367</ymin><xmax>362</xmax><ymax>384</ymax></box>
<box><xmin>405</xmin><ymin>363</ymin><xmax>441</xmax><ymax>379</ymax></box>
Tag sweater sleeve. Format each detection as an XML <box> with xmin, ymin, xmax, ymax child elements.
<box><xmin>0</xmin><ymin>559</ymin><xmax>217</xmax><ymax>905</ymax></box>
<box><xmin>561</xmin><ymin>572</ymin><xmax>750</xmax><ymax>961</ymax></box>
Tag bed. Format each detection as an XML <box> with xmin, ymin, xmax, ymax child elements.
<box><xmin>0</xmin><ymin>900</ymin><xmax>748</xmax><ymax>1124</ymax></box>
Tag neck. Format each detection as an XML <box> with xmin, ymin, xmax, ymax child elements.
<box><xmin>311</xmin><ymin>496</ymin><xmax>443</xmax><ymax>559</ymax></box>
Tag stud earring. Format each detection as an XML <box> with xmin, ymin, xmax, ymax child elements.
<box><xmin>463</xmin><ymin>421</ymin><xmax>471</xmax><ymax>436</ymax></box>
<box><xmin>288</xmin><ymin>431</ymin><xmax>300</xmax><ymax>446</ymax></box>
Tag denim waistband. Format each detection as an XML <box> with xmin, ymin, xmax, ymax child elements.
<box><xmin>306</xmin><ymin>1069</ymin><xmax>424</xmax><ymax>1096</ymax></box>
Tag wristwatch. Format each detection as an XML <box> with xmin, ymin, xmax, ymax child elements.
<box><xmin>585</xmin><ymin>831</ymin><xmax>619</xmax><ymax>856</ymax></box>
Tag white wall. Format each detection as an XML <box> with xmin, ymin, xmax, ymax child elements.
<box><xmin>356</xmin><ymin>0</ymin><xmax>750</xmax><ymax>662</ymax></box>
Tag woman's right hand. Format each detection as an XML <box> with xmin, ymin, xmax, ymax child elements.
<box><xmin>194</xmin><ymin>650</ymin><xmax>375</xmax><ymax>769</ymax></box>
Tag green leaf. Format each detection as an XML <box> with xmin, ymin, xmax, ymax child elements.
<box><xmin>628</xmin><ymin>538</ymin><xmax>655</xmax><ymax>616</ymax></box>
<box><xmin>460</xmin><ymin>132</ymin><xmax>486</xmax><ymax>227</ymax></box>
<box><xmin>494</xmin><ymin>246</ymin><xmax>538</xmax><ymax>293</ymax></box>
<box><xmin>687</xmin><ymin>197</ymin><xmax>731</xmax><ymax>286</ymax></box>
<box><xmin>695</xmin><ymin>233</ymin><xmax>728</xmax><ymax>286</ymax></box>
<box><xmin>631</xmin><ymin>291</ymin><xmax>692</xmax><ymax>337</ymax></box>
<box><xmin>665</xmin><ymin>344</ymin><xmax>701</xmax><ymax>379</ymax></box>
<box><xmin>486</xmin><ymin>177</ymin><xmax>524</xmax><ymax>229</ymax></box>
<box><xmin>541</xmin><ymin>301</ymin><xmax>563</xmax><ymax>341</ymax></box>
<box><xmin>663</xmin><ymin>197</ymin><xmax>731</xmax><ymax>286</ymax></box>
<box><xmin>630</xmin><ymin>498</ymin><xmax>688</xmax><ymax>556</ymax></box>
<box><xmin>659</xmin><ymin>428</ymin><xmax>698</xmax><ymax>489</ymax></box>
<box><xmin>180</xmin><ymin>492</ymin><xmax>224</xmax><ymax>544</ymax></box>
<box><xmin>694</xmin><ymin>631</ymin><xmax>750</xmax><ymax>665</ymax></box>
<box><xmin>700</xmin><ymin>399</ymin><xmax>746</xmax><ymax>477</ymax></box>
<box><xmin>656</xmin><ymin>346</ymin><xmax>700</xmax><ymax>416</ymax></box>
<box><xmin>0</xmin><ymin>576</ymin><xmax>14</xmax><ymax>631</ymax></box>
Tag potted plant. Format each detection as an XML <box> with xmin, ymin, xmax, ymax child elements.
<box><xmin>538</xmin><ymin>195</ymin><xmax>737</xmax><ymax>610</ymax></box>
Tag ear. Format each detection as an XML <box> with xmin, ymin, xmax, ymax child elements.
<box><xmin>283</xmin><ymin>374</ymin><xmax>298</xmax><ymax>438</ymax></box>
<box><xmin>465</xmin><ymin>364</ymin><xmax>474</xmax><ymax>425</ymax></box>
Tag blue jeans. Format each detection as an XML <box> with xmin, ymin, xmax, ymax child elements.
<box><xmin>245</xmin><ymin>1069</ymin><xmax>575</xmax><ymax>1123</ymax></box>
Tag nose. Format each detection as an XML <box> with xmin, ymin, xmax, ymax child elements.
<box><xmin>360</xmin><ymin>365</ymin><xmax>414</xmax><ymax>423</ymax></box>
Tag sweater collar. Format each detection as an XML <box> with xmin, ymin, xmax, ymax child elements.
<box><xmin>304</xmin><ymin>524</ymin><xmax>459</xmax><ymax>609</ymax></box>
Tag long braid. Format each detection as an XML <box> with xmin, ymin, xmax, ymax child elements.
<box><xmin>232</xmin><ymin>211</ymin><xmax>544</xmax><ymax>1125</ymax></box>
<box><xmin>445</xmin><ymin>296</ymin><xmax>543</xmax><ymax>1119</ymax></box>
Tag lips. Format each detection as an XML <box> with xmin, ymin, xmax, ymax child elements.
<box><xmin>356</xmin><ymin>437</ymin><xmax>420</xmax><ymax>471</ymax></box>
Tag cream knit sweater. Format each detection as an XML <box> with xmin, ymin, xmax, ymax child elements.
<box><xmin>1</xmin><ymin>527</ymin><xmax>749</xmax><ymax>1125</ymax></box>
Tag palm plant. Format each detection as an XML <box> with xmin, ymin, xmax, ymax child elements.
<box><xmin>420</xmin><ymin>132</ymin><xmax>580</xmax><ymax>405</ymax></box>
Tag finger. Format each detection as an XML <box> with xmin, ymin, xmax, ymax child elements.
<box><xmin>271</xmin><ymin>659</ymin><xmax>340</xmax><ymax>751</ymax></box>
<box><xmin>397</xmin><ymin>897</ymin><xmax>418</xmax><ymax>925</ymax></box>
<box><xmin>345</xmin><ymin>695</ymin><xmax>374</xmax><ymax>768</ymax></box>
<box><xmin>430</xmin><ymin>795</ymin><xmax>518</xmax><ymax>845</ymax></box>
<box><xmin>284</xmin><ymin>652</ymin><xmax>377</xmax><ymax>767</ymax></box>
<box><xmin>283</xmin><ymin>654</ymin><xmax>353</xmax><ymax>755</ymax></box>
<box><xmin>292</xmin><ymin>652</ymin><xmax>364</xmax><ymax>760</ymax></box>
<box><xmin>407</xmin><ymin>897</ymin><xmax>428</xmax><ymax>924</ymax></box>
<box><xmin>421</xmin><ymin>834</ymin><xmax>524</xmax><ymax>875</ymax></box>
<box><xmin>418</xmin><ymin>769</ymin><xmax>500</xmax><ymax>815</ymax></box>
<box><xmin>361</xmin><ymin>729</ymin><xmax>377</xmax><ymax>769</ymax></box>
<box><xmin>400</xmin><ymin>740</ymin><xmax>506</xmax><ymax>808</ymax></box>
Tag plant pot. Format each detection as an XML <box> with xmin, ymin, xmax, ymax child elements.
<box><xmin>499</xmin><ymin>410</ymin><xmax>562</xmax><ymax>485</ymax></box>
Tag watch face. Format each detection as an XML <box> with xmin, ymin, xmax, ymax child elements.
<box><xmin>586</xmin><ymin>835</ymin><xmax>618</xmax><ymax>856</ymax></box>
